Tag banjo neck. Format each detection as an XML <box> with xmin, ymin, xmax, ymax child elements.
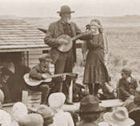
<box><xmin>57</xmin><ymin>31</ymin><xmax>93</xmax><ymax>52</ymax></box>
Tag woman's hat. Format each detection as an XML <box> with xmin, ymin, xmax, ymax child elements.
<box><xmin>80</xmin><ymin>95</ymin><xmax>104</xmax><ymax>113</ymax></box>
<box><xmin>103</xmin><ymin>107</ymin><xmax>135</xmax><ymax>126</ymax></box>
<box><xmin>48</xmin><ymin>92</ymin><xmax>66</xmax><ymax>109</ymax></box>
<box><xmin>57</xmin><ymin>5</ymin><xmax>75</xmax><ymax>14</ymax></box>
<box><xmin>37</xmin><ymin>104</ymin><xmax>54</xmax><ymax>119</ymax></box>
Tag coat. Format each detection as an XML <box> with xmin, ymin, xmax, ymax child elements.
<box><xmin>44</xmin><ymin>19</ymin><xmax>81</xmax><ymax>63</ymax></box>
<box><xmin>29</xmin><ymin>64</ymin><xmax>51</xmax><ymax>80</ymax></box>
<box><xmin>117</xmin><ymin>77</ymin><xmax>137</xmax><ymax>101</ymax></box>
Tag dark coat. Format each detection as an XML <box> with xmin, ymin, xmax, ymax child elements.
<box><xmin>29</xmin><ymin>64</ymin><xmax>51</xmax><ymax>80</ymax></box>
<box><xmin>117</xmin><ymin>77</ymin><xmax>137</xmax><ymax>101</ymax></box>
<box><xmin>44</xmin><ymin>19</ymin><xmax>81</xmax><ymax>63</ymax></box>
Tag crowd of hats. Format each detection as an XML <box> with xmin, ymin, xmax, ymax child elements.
<box><xmin>0</xmin><ymin>87</ymin><xmax>139</xmax><ymax>126</ymax></box>
<box><xmin>0</xmin><ymin>89</ymin><xmax>68</xmax><ymax>126</ymax></box>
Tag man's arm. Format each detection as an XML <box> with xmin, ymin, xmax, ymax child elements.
<box><xmin>29</xmin><ymin>67</ymin><xmax>43</xmax><ymax>80</ymax></box>
<box><xmin>44</xmin><ymin>23</ymin><xmax>60</xmax><ymax>48</ymax></box>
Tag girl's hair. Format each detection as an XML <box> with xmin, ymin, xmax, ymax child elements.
<box><xmin>80</xmin><ymin>112</ymin><xmax>100</xmax><ymax>122</ymax></box>
<box><xmin>89</xmin><ymin>19</ymin><xmax>103</xmax><ymax>33</ymax></box>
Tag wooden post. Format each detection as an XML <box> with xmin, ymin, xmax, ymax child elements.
<box><xmin>67</xmin><ymin>79</ymin><xmax>74</xmax><ymax>103</ymax></box>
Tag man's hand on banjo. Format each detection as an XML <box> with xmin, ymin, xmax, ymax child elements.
<box><xmin>57</xmin><ymin>38</ymin><xmax>69</xmax><ymax>45</ymax></box>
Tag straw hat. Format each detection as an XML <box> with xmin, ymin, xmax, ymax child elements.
<box><xmin>103</xmin><ymin>107</ymin><xmax>135</xmax><ymax>126</ymax></box>
<box><xmin>57</xmin><ymin>5</ymin><xmax>75</xmax><ymax>14</ymax></box>
<box><xmin>12</xmin><ymin>102</ymin><xmax>28</xmax><ymax>121</ymax></box>
<box><xmin>48</xmin><ymin>92</ymin><xmax>66</xmax><ymax>109</ymax></box>
<box><xmin>0</xmin><ymin>109</ymin><xmax>12</xmax><ymax>126</ymax></box>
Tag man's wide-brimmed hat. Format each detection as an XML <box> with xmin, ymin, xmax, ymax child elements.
<box><xmin>80</xmin><ymin>95</ymin><xmax>104</xmax><ymax>113</ymax></box>
<box><xmin>103</xmin><ymin>107</ymin><xmax>135</xmax><ymax>126</ymax></box>
<box><xmin>57</xmin><ymin>5</ymin><xmax>75</xmax><ymax>14</ymax></box>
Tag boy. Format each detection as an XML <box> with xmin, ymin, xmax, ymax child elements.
<box><xmin>48</xmin><ymin>92</ymin><xmax>74</xmax><ymax>126</ymax></box>
<box><xmin>28</xmin><ymin>53</ymin><xmax>52</xmax><ymax>104</ymax></box>
<box><xmin>117</xmin><ymin>68</ymin><xmax>138</xmax><ymax>101</ymax></box>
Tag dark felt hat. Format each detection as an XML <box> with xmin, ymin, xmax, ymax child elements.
<box><xmin>57</xmin><ymin>5</ymin><xmax>75</xmax><ymax>14</ymax></box>
<box><xmin>80</xmin><ymin>95</ymin><xmax>104</xmax><ymax>113</ymax></box>
<box><xmin>39</xmin><ymin>54</ymin><xmax>52</xmax><ymax>62</ymax></box>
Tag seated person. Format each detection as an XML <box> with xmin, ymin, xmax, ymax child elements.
<box><xmin>77</xmin><ymin>95</ymin><xmax>105</xmax><ymax>126</ymax></box>
<box><xmin>0</xmin><ymin>67</ymin><xmax>13</xmax><ymax>103</ymax></box>
<box><xmin>128</xmin><ymin>87</ymin><xmax>140</xmax><ymax>126</ymax></box>
<box><xmin>48</xmin><ymin>92</ymin><xmax>74</xmax><ymax>126</ymax></box>
<box><xmin>117</xmin><ymin>68</ymin><xmax>137</xmax><ymax>101</ymax></box>
<box><xmin>28</xmin><ymin>53</ymin><xmax>52</xmax><ymax>104</ymax></box>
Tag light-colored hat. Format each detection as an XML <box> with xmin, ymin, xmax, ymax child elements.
<box><xmin>37</xmin><ymin>104</ymin><xmax>54</xmax><ymax>118</ymax></box>
<box><xmin>12</xmin><ymin>102</ymin><xmax>28</xmax><ymax>121</ymax></box>
<box><xmin>18</xmin><ymin>113</ymin><xmax>44</xmax><ymax>126</ymax></box>
<box><xmin>57</xmin><ymin>5</ymin><xmax>75</xmax><ymax>14</ymax></box>
<box><xmin>103</xmin><ymin>107</ymin><xmax>135</xmax><ymax>126</ymax></box>
<box><xmin>0</xmin><ymin>109</ymin><xmax>12</xmax><ymax>126</ymax></box>
<box><xmin>48</xmin><ymin>92</ymin><xmax>66</xmax><ymax>108</ymax></box>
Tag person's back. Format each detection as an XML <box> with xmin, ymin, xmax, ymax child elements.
<box><xmin>129</xmin><ymin>108</ymin><xmax>140</xmax><ymax>126</ymax></box>
<box><xmin>53</xmin><ymin>110</ymin><xmax>74</xmax><ymax>126</ymax></box>
<box><xmin>48</xmin><ymin>92</ymin><xmax>74</xmax><ymax>126</ymax></box>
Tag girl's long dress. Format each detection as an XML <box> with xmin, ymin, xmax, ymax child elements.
<box><xmin>83</xmin><ymin>33</ymin><xmax>110</xmax><ymax>85</ymax></box>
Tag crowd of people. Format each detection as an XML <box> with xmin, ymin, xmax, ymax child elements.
<box><xmin>0</xmin><ymin>5</ymin><xmax>139</xmax><ymax>126</ymax></box>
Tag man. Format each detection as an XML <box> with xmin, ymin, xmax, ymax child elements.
<box><xmin>0</xmin><ymin>67</ymin><xmax>13</xmax><ymax>103</ymax></box>
<box><xmin>28</xmin><ymin>54</ymin><xmax>52</xmax><ymax>104</ymax></box>
<box><xmin>44</xmin><ymin>5</ymin><xmax>81</xmax><ymax>102</ymax></box>
<box><xmin>117</xmin><ymin>68</ymin><xmax>137</xmax><ymax>101</ymax></box>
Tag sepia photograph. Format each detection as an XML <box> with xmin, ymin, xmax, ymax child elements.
<box><xmin>0</xmin><ymin>0</ymin><xmax>139</xmax><ymax>125</ymax></box>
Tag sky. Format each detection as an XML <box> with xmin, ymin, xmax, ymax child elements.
<box><xmin>0</xmin><ymin>0</ymin><xmax>140</xmax><ymax>17</ymax></box>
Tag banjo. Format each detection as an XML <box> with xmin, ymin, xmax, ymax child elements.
<box><xmin>57</xmin><ymin>31</ymin><xmax>93</xmax><ymax>52</ymax></box>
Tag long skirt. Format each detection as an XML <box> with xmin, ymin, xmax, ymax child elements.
<box><xmin>83</xmin><ymin>49</ymin><xmax>110</xmax><ymax>85</ymax></box>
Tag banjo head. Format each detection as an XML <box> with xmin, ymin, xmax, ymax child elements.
<box><xmin>57</xmin><ymin>34</ymin><xmax>73</xmax><ymax>52</ymax></box>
